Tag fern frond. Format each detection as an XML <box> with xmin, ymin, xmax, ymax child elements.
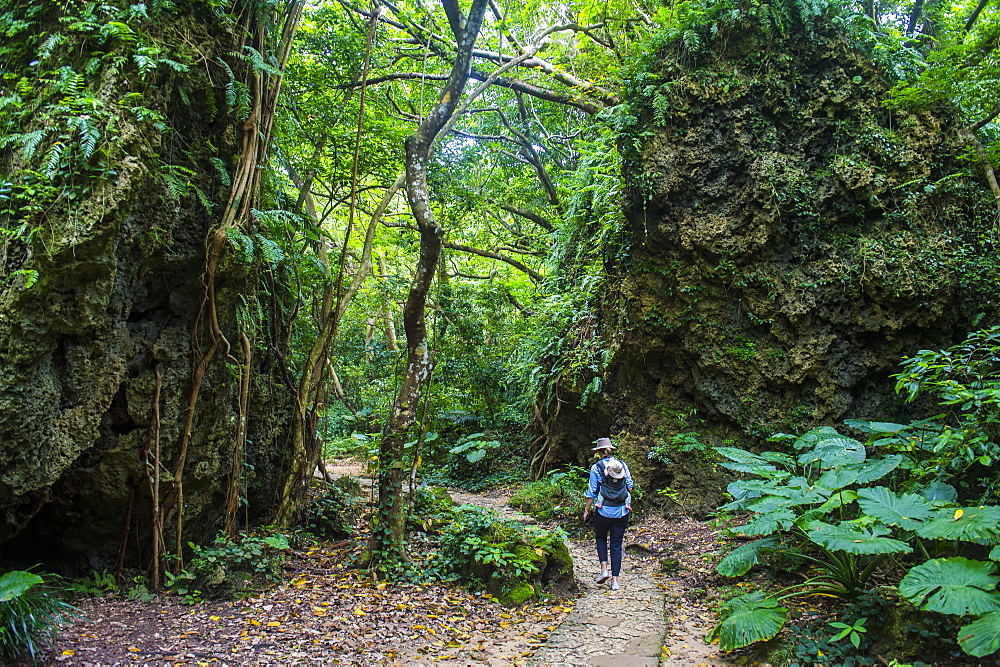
<box><xmin>209</xmin><ymin>157</ymin><xmax>231</xmax><ymax>186</ymax></box>
<box><xmin>19</xmin><ymin>130</ymin><xmax>45</xmax><ymax>161</ymax></box>
<box><xmin>193</xmin><ymin>186</ymin><xmax>213</xmax><ymax>213</ymax></box>
<box><xmin>255</xmin><ymin>234</ymin><xmax>284</xmax><ymax>264</ymax></box>
<box><xmin>226</xmin><ymin>228</ymin><xmax>254</xmax><ymax>264</ymax></box>
<box><xmin>37</xmin><ymin>34</ymin><xmax>64</xmax><ymax>60</ymax></box>
<box><xmin>42</xmin><ymin>142</ymin><xmax>66</xmax><ymax>178</ymax></box>
<box><xmin>236</xmin><ymin>46</ymin><xmax>279</xmax><ymax>76</ymax></box>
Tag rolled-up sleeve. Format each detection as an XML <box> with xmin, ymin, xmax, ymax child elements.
<box><xmin>584</xmin><ymin>464</ymin><xmax>600</xmax><ymax>499</ymax></box>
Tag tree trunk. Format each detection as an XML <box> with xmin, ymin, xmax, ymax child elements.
<box><xmin>369</xmin><ymin>0</ymin><xmax>491</xmax><ymax>567</ymax></box>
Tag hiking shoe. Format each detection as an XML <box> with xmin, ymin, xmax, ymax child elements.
<box><xmin>610</xmin><ymin>581</ymin><xmax>619</xmax><ymax>591</ymax></box>
<box><xmin>595</xmin><ymin>571</ymin><xmax>610</xmax><ymax>584</ymax></box>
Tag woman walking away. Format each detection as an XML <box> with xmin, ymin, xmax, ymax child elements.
<box><xmin>582</xmin><ymin>437</ymin><xmax>633</xmax><ymax>591</ymax></box>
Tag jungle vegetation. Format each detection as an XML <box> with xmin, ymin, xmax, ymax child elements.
<box><xmin>5</xmin><ymin>0</ymin><xmax>1000</xmax><ymax>660</ymax></box>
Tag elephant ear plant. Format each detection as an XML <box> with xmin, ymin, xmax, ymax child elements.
<box><xmin>708</xmin><ymin>426</ymin><xmax>1000</xmax><ymax>658</ymax></box>
<box><xmin>0</xmin><ymin>569</ymin><xmax>80</xmax><ymax>662</ymax></box>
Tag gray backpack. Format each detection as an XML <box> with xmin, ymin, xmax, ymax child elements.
<box><xmin>596</xmin><ymin>459</ymin><xmax>628</xmax><ymax>507</ymax></box>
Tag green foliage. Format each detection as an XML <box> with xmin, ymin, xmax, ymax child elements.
<box><xmin>711</xmin><ymin>328</ymin><xmax>1000</xmax><ymax>658</ymax></box>
<box><xmin>436</xmin><ymin>505</ymin><xmax>571</xmax><ymax>604</ymax></box>
<box><xmin>899</xmin><ymin>558</ymin><xmax>1000</xmax><ymax>616</ymax></box>
<box><xmin>68</xmin><ymin>569</ymin><xmax>118</xmax><ymax>597</ymax></box>
<box><xmin>829</xmin><ymin>616</ymin><xmax>868</xmax><ymax>649</ymax></box>
<box><xmin>508</xmin><ymin>467</ymin><xmax>589</xmax><ymax>521</ymax></box>
<box><xmin>0</xmin><ymin>569</ymin><xmax>79</xmax><ymax>662</ymax></box>
<box><xmin>301</xmin><ymin>481</ymin><xmax>363</xmax><ymax>540</ymax></box>
<box><xmin>448</xmin><ymin>432</ymin><xmax>502</xmax><ymax>464</ymax></box>
<box><xmin>178</xmin><ymin>531</ymin><xmax>291</xmax><ymax>600</ymax></box>
<box><xmin>648</xmin><ymin>431</ymin><xmax>717</xmax><ymax>465</ymax></box>
<box><xmin>706</xmin><ymin>591</ymin><xmax>787</xmax><ymax>651</ymax></box>
<box><xmin>407</xmin><ymin>485</ymin><xmax>456</xmax><ymax>533</ymax></box>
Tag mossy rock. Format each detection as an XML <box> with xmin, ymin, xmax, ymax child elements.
<box><xmin>408</xmin><ymin>485</ymin><xmax>457</xmax><ymax>533</ymax></box>
<box><xmin>499</xmin><ymin>581</ymin><xmax>536</xmax><ymax>606</ymax></box>
<box><xmin>331</xmin><ymin>475</ymin><xmax>363</xmax><ymax>499</ymax></box>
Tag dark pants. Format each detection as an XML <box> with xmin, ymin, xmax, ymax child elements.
<box><xmin>594</xmin><ymin>512</ymin><xmax>630</xmax><ymax>576</ymax></box>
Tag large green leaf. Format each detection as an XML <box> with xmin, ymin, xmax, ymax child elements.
<box><xmin>856</xmin><ymin>486</ymin><xmax>934</xmax><ymax>530</ymax></box>
<box><xmin>816</xmin><ymin>467</ymin><xmax>859</xmax><ymax>491</ymax></box>
<box><xmin>716</xmin><ymin>447</ymin><xmax>781</xmax><ymax>476</ymax></box>
<box><xmin>0</xmin><ymin>570</ymin><xmax>43</xmax><ymax>602</ymax></box>
<box><xmin>797</xmin><ymin>436</ymin><xmax>866</xmax><ymax>468</ymax></box>
<box><xmin>921</xmin><ymin>481</ymin><xmax>958</xmax><ymax>503</ymax></box>
<box><xmin>958</xmin><ymin>610</ymin><xmax>1000</xmax><ymax>658</ymax></box>
<box><xmin>844</xmin><ymin>419</ymin><xmax>909</xmax><ymax>434</ymax></box>
<box><xmin>791</xmin><ymin>426</ymin><xmax>844</xmax><ymax>451</ymax></box>
<box><xmin>916</xmin><ymin>506</ymin><xmax>1000</xmax><ymax>541</ymax></box>
<box><xmin>808</xmin><ymin>522</ymin><xmax>912</xmax><ymax>555</ymax></box>
<box><xmin>854</xmin><ymin>455</ymin><xmax>902</xmax><ymax>484</ymax></box>
<box><xmin>716</xmin><ymin>537</ymin><xmax>778</xmax><ymax>577</ymax></box>
<box><xmin>735</xmin><ymin>510</ymin><xmax>796</xmax><ymax>537</ymax></box>
<box><xmin>796</xmin><ymin>491</ymin><xmax>858</xmax><ymax>527</ymax></box>
<box><xmin>707</xmin><ymin>592</ymin><xmax>788</xmax><ymax>651</ymax></box>
<box><xmin>899</xmin><ymin>558</ymin><xmax>1000</xmax><ymax>616</ymax></box>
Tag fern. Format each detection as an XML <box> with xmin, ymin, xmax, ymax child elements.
<box><xmin>160</xmin><ymin>163</ymin><xmax>196</xmax><ymax>199</ymax></box>
<box><xmin>193</xmin><ymin>185</ymin><xmax>213</xmax><ymax>213</ymax></box>
<box><xmin>237</xmin><ymin>46</ymin><xmax>279</xmax><ymax>76</ymax></box>
<box><xmin>226</xmin><ymin>228</ymin><xmax>255</xmax><ymax>265</ymax></box>
<box><xmin>67</xmin><ymin>116</ymin><xmax>99</xmax><ymax>159</ymax></box>
<box><xmin>37</xmin><ymin>34</ymin><xmax>64</xmax><ymax>60</ymax></box>
<box><xmin>209</xmin><ymin>157</ymin><xmax>231</xmax><ymax>186</ymax></box>
<box><xmin>19</xmin><ymin>130</ymin><xmax>45</xmax><ymax>162</ymax></box>
<box><xmin>41</xmin><ymin>142</ymin><xmax>66</xmax><ymax>178</ymax></box>
<box><xmin>255</xmin><ymin>234</ymin><xmax>284</xmax><ymax>264</ymax></box>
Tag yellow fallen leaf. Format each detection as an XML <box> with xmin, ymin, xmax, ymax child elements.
<box><xmin>248</xmin><ymin>619</ymin><xmax>261</xmax><ymax>626</ymax></box>
<box><xmin>292</xmin><ymin>577</ymin><xmax>308</xmax><ymax>586</ymax></box>
<box><xmin>354</xmin><ymin>606</ymin><xmax>366</xmax><ymax>616</ymax></box>
<box><xmin>266</xmin><ymin>621</ymin><xmax>280</xmax><ymax>627</ymax></box>
<box><xmin>209</xmin><ymin>616</ymin><xmax>220</xmax><ymax>621</ymax></box>
<box><xmin>499</xmin><ymin>622</ymin><xmax>510</xmax><ymax>628</ymax></box>
<box><xmin>955</xmin><ymin>509</ymin><xmax>965</xmax><ymax>520</ymax></box>
<box><xmin>61</xmin><ymin>651</ymin><xmax>75</xmax><ymax>656</ymax></box>
<box><xmin>127</xmin><ymin>646</ymin><xmax>140</xmax><ymax>653</ymax></box>
<box><xmin>376</xmin><ymin>582</ymin><xmax>388</xmax><ymax>590</ymax></box>
<box><xmin>313</xmin><ymin>607</ymin><xmax>326</xmax><ymax>615</ymax></box>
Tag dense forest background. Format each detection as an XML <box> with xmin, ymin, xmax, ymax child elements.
<box><xmin>3</xmin><ymin>0</ymin><xmax>1000</xmax><ymax>614</ymax></box>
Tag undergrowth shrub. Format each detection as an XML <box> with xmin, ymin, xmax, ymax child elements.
<box><xmin>0</xmin><ymin>570</ymin><xmax>79</xmax><ymax>662</ymax></box>
<box><xmin>709</xmin><ymin>327</ymin><xmax>1000</xmax><ymax>660</ymax></box>
<box><xmin>301</xmin><ymin>478</ymin><xmax>364</xmax><ymax>540</ymax></box>
<box><xmin>407</xmin><ymin>485</ymin><xmax>455</xmax><ymax>533</ymax></box>
<box><xmin>174</xmin><ymin>532</ymin><xmax>290</xmax><ymax>600</ymax></box>
<box><xmin>436</xmin><ymin>505</ymin><xmax>574</xmax><ymax>605</ymax></box>
<box><xmin>509</xmin><ymin>467</ymin><xmax>588</xmax><ymax>521</ymax></box>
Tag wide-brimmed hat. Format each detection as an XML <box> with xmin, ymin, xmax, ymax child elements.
<box><xmin>591</xmin><ymin>437</ymin><xmax>616</xmax><ymax>451</ymax></box>
<box><xmin>605</xmin><ymin>459</ymin><xmax>626</xmax><ymax>479</ymax></box>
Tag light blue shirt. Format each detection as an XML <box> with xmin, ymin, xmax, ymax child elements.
<box><xmin>585</xmin><ymin>456</ymin><xmax>634</xmax><ymax>519</ymax></box>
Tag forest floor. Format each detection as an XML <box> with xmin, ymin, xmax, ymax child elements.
<box><xmin>49</xmin><ymin>462</ymin><xmax>733</xmax><ymax>666</ymax></box>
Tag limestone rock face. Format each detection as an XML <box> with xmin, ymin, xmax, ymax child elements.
<box><xmin>0</xmin><ymin>8</ymin><xmax>292</xmax><ymax>572</ymax></box>
<box><xmin>542</xmin><ymin>22</ymin><xmax>997</xmax><ymax>509</ymax></box>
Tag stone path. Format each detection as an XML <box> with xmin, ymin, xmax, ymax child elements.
<box><xmin>527</xmin><ymin>537</ymin><xmax>664</xmax><ymax>667</ymax></box>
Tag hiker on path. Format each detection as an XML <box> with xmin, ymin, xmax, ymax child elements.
<box><xmin>582</xmin><ymin>437</ymin><xmax>633</xmax><ymax>591</ymax></box>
